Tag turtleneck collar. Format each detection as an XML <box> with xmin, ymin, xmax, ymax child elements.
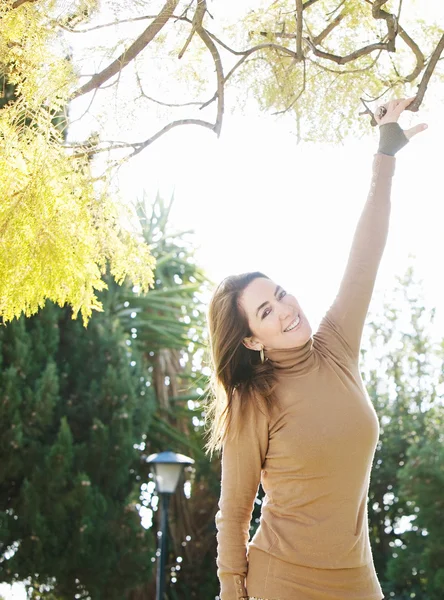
<box><xmin>264</xmin><ymin>336</ymin><xmax>319</xmax><ymax>376</ymax></box>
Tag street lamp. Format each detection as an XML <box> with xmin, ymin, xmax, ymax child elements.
<box><xmin>146</xmin><ymin>450</ymin><xmax>195</xmax><ymax>600</ymax></box>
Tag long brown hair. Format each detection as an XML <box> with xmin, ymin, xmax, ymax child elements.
<box><xmin>203</xmin><ymin>272</ymin><xmax>277</xmax><ymax>457</ymax></box>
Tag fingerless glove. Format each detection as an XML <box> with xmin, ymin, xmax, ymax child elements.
<box><xmin>377</xmin><ymin>122</ymin><xmax>409</xmax><ymax>156</ymax></box>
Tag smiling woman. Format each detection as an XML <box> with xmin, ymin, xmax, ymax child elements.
<box><xmin>240</xmin><ymin>277</ymin><xmax>312</xmax><ymax>352</ymax></box>
<box><xmin>203</xmin><ymin>98</ymin><xmax>429</xmax><ymax>600</ymax></box>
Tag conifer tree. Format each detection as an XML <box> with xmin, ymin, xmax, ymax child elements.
<box><xmin>0</xmin><ymin>301</ymin><xmax>155</xmax><ymax>599</ymax></box>
<box><xmin>361</xmin><ymin>265</ymin><xmax>444</xmax><ymax>600</ymax></box>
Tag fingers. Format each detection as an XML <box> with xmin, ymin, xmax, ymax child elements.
<box><xmin>404</xmin><ymin>123</ymin><xmax>428</xmax><ymax>140</ymax></box>
<box><xmin>393</xmin><ymin>96</ymin><xmax>416</xmax><ymax>115</ymax></box>
<box><xmin>375</xmin><ymin>95</ymin><xmax>418</xmax><ymax>125</ymax></box>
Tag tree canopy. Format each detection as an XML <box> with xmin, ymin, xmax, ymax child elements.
<box><xmin>0</xmin><ymin>1</ymin><xmax>154</xmax><ymax>323</ymax></box>
<box><xmin>1</xmin><ymin>0</ymin><xmax>443</xmax><ymax>318</ymax></box>
<box><xmin>65</xmin><ymin>0</ymin><xmax>444</xmax><ymax>151</ymax></box>
<box><xmin>0</xmin><ymin>194</ymin><xmax>212</xmax><ymax>599</ymax></box>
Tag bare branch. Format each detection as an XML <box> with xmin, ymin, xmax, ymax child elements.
<box><xmin>325</xmin><ymin>0</ymin><xmax>346</xmax><ymax>18</ymax></box>
<box><xmin>178</xmin><ymin>0</ymin><xmax>206</xmax><ymax>59</ymax></box>
<box><xmin>132</xmin><ymin>119</ymin><xmax>215</xmax><ymax>156</ymax></box>
<box><xmin>308</xmin><ymin>51</ymin><xmax>382</xmax><ymax>75</ymax></box>
<box><xmin>12</xmin><ymin>0</ymin><xmax>37</xmax><ymax>8</ymax></box>
<box><xmin>359</xmin><ymin>29</ymin><xmax>443</xmax><ymax>128</ymax></box>
<box><xmin>193</xmin><ymin>1</ymin><xmax>224</xmax><ymax>135</ymax></box>
<box><xmin>58</xmin><ymin>14</ymin><xmax>188</xmax><ymax>33</ymax></box>
<box><xmin>313</xmin><ymin>9</ymin><xmax>346</xmax><ymax>46</ymax></box>
<box><xmin>135</xmin><ymin>68</ymin><xmax>204</xmax><ymax>108</ymax></box>
<box><xmin>397</xmin><ymin>25</ymin><xmax>425</xmax><ymax>82</ymax></box>
<box><xmin>295</xmin><ymin>0</ymin><xmax>303</xmax><ymax>60</ymax></box>
<box><xmin>68</xmin><ymin>119</ymin><xmax>216</xmax><ymax>158</ymax></box>
<box><xmin>207</xmin><ymin>31</ymin><xmax>299</xmax><ymax>60</ymax></box>
<box><xmin>68</xmin><ymin>84</ymin><xmax>100</xmax><ymax>126</ymax></box>
<box><xmin>72</xmin><ymin>0</ymin><xmax>179</xmax><ymax>99</ymax></box>
<box><xmin>303</xmin><ymin>0</ymin><xmax>398</xmax><ymax>64</ymax></box>
<box><xmin>372</xmin><ymin>0</ymin><xmax>397</xmax><ymax>52</ymax></box>
<box><xmin>258</xmin><ymin>8</ymin><xmax>346</xmax><ymax>48</ymax></box>
<box><xmin>139</xmin><ymin>94</ymin><xmax>204</xmax><ymax>108</ymax></box>
<box><xmin>361</xmin><ymin>33</ymin><xmax>444</xmax><ymax>118</ymax></box>
<box><xmin>360</xmin><ymin>98</ymin><xmax>379</xmax><ymax>127</ymax></box>
<box><xmin>305</xmin><ymin>38</ymin><xmax>389</xmax><ymax>64</ymax></box>
<box><xmin>200</xmin><ymin>42</ymin><xmax>298</xmax><ymax>110</ymax></box>
<box><xmin>413</xmin><ymin>33</ymin><xmax>444</xmax><ymax>110</ymax></box>
<box><xmin>56</xmin><ymin>0</ymin><xmax>437</xmax><ymax>152</ymax></box>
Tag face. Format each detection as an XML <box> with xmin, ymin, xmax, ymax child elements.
<box><xmin>240</xmin><ymin>277</ymin><xmax>312</xmax><ymax>351</ymax></box>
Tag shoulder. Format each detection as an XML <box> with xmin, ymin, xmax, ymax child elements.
<box><xmin>223</xmin><ymin>389</ymin><xmax>270</xmax><ymax>465</ymax></box>
<box><xmin>313</xmin><ymin>310</ymin><xmax>357</xmax><ymax>364</ymax></box>
<box><xmin>227</xmin><ymin>388</ymin><xmax>270</xmax><ymax>440</ymax></box>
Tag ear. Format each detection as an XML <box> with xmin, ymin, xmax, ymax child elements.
<box><xmin>242</xmin><ymin>336</ymin><xmax>262</xmax><ymax>352</ymax></box>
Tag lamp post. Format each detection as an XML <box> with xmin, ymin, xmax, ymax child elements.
<box><xmin>146</xmin><ymin>450</ymin><xmax>195</xmax><ymax>600</ymax></box>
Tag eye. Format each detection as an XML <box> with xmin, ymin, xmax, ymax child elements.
<box><xmin>279</xmin><ymin>290</ymin><xmax>287</xmax><ymax>300</ymax></box>
<box><xmin>261</xmin><ymin>307</ymin><xmax>271</xmax><ymax>320</ymax></box>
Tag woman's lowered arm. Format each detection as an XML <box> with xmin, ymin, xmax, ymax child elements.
<box><xmin>215</xmin><ymin>395</ymin><xmax>269</xmax><ymax>600</ymax></box>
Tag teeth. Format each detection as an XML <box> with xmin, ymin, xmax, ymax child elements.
<box><xmin>285</xmin><ymin>315</ymin><xmax>300</xmax><ymax>332</ymax></box>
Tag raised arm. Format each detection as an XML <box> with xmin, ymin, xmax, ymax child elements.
<box><xmin>215</xmin><ymin>395</ymin><xmax>269</xmax><ymax>600</ymax></box>
<box><xmin>323</xmin><ymin>97</ymin><xmax>427</xmax><ymax>360</ymax></box>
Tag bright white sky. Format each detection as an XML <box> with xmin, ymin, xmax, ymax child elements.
<box><xmin>63</xmin><ymin>0</ymin><xmax>444</xmax><ymax>334</ymax></box>
<box><xmin>1</xmin><ymin>2</ymin><xmax>443</xmax><ymax>598</ymax></box>
<box><xmin>120</xmin><ymin>105</ymin><xmax>444</xmax><ymax>334</ymax></box>
<box><xmin>50</xmin><ymin>0</ymin><xmax>444</xmax><ymax>336</ymax></box>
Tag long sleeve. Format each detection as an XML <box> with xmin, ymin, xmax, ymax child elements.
<box><xmin>215</xmin><ymin>397</ymin><xmax>269</xmax><ymax>600</ymax></box>
<box><xmin>323</xmin><ymin>153</ymin><xmax>396</xmax><ymax>360</ymax></box>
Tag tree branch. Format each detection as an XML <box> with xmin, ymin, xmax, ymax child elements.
<box><xmin>191</xmin><ymin>1</ymin><xmax>224</xmax><ymax>135</ymax></box>
<box><xmin>308</xmin><ymin>51</ymin><xmax>381</xmax><ymax>75</ymax></box>
<box><xmin>372</xmin><ymin>0</ymin><xmax>397</xmax><ymax>52</ymax></box>
<box><xmin>208</xmin><ymin>31</ymin><xmax>299</xmax><ymax>60</ymax></box>
<box><xmin>312</xmin><ymin>9</ymin><xmax>346</xmax><ymax>46</ymax></box>
<box><xmin>200</xmin><ymin>42</ymin><xmax>298</xmax><ymax>110</ymax></box>
<box><xmin>58</xmin><ymin>14</ymin><xmax>189</xmax><ymax>34</ymax></box>
<box><xmin>178</xmin><ymin>0</ymin><xmax>206</xmax><ymax>59</ymax></box>
<box><xmin>412</xmin><ymin>33</ymin><xmax>444</xmax><ymax>111</ymax></box>
<box><xmin>11</xmin><ymin>0</ymin><xmax>37</xmax><ymax>8</ymax></box>
<box><xmin>305</xmin><ymin>39</ymin><xmax>390</xmax><ymax>64</ymax></box>
<box><xmin>72</xmin><ymin>0</ymin><xmax>179</xmax><ymax>99</ymax></box>
<box><xmin>255</xmin><ymin>8</ymin><xmax>346</xmax><ymax>48</ymax></box>
<box><xmin>360</xmin><ymin>98</ymin><xmax>379</xmax><ymax>127</ymax></box>
<box><xmin>68</xmin><ymin>119</ymin><xmax>216</xmax><ymax>158</ymax></box>
<box><xmin>132</xmin><ymin>119</ymin><xmax>215</xmax><ymax>156</ymax></box>
<box><xmin>59</xmin><ymin>0</ymin><xmax>438</xmax><ymax>153</ymax></box>
<box><xmin>135</xmin><ymin>66</ymin><xmax>205</xmax><ymax>108</ymax></box>
<box><xmin>295</xmin><ymin>0</ymin><xmax>303</xmax><ymax>60</ymax></box>
<box><xmin>359</xmin><ymin>31</ymin><xmax>443</xmax><ymax>128</ymax></box>
<box><xmin>397</xmin><ymin>25</ymin><xmax>425</xmax><ymax>83</ymax></box>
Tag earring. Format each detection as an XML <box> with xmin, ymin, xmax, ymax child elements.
<box><xmin>260</xmin><ymin>346</ymin><xmax>265</xmax><ymax>364</ymax></box>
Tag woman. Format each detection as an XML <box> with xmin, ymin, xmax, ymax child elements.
<box><xmin>204</xmin><ymin>97</ymin><xmax>428</xmax><ymax>600</ymax></box>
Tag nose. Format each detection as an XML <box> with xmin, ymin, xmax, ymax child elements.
<box><xmin>278</xmin><ymin>302</ymin><xmax>294</xmax><ymax>320</ymax></box>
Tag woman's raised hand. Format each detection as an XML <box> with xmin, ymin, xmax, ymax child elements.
<box><xmin>374</xmin><ymin>96</ymin><xmax>428</xmax><ymax>140</ymax></box>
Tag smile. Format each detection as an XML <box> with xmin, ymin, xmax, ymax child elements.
<box><xmin>284</xmin><ymin>315</ymin><xmax>301</xmax><ymax>332</ymax></box>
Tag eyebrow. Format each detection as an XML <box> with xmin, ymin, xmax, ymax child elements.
<box><xmin>255</xmin><ymin>285</ymin><xmax>282</xmax><ymax>317</ymax></box>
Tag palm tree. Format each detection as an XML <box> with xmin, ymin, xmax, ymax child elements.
<box><xmin>104</xmin><ymin>193</ymin><xmax>219</xmax><ymax>599</ymax></box>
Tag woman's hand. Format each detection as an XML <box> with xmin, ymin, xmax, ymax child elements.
<box><xmin>374</xmin><ymin>96</ymin><xmax>428</xmax><ymax>156</ymax></box>
<box><xmin>375</xmin><ymin>96</ymin><xmax>428</xmax><ymax>140</ymax></box>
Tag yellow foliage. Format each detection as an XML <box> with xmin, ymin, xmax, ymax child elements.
<box><xmin>0</xmin><ymin>1</ymin><xmax>155</xmax><ymax>324</ymax></box>
<box><xmin>0</xmin><ymin>102</ymin><xmax>155</xmax><ymax>324</ymax></box>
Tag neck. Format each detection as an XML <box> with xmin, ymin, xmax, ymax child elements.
<box><xmin>264</xmin><ymin>336</ymin><xmax>318</xmax><ymax>376</ymax></box>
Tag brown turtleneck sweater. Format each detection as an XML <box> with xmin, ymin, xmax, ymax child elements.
<box><xmin>215</xmin><ymin>152</ymin><xmax>396</xmax><ymax>600</ymax></box>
